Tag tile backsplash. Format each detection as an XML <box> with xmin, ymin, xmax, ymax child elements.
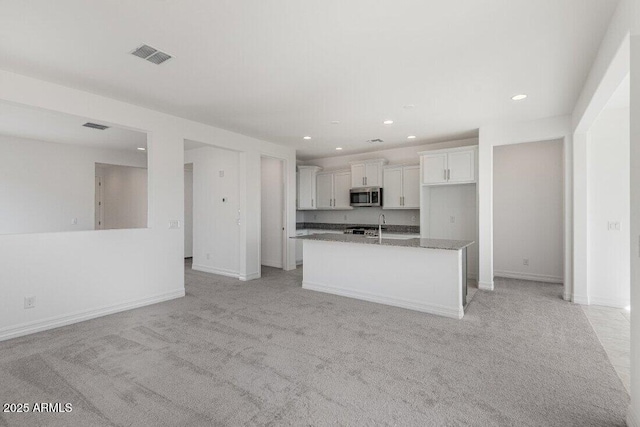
<box><xmin>301</xmin><ymin>207</ymin><xmax>419</xmax><ymax>226</ymax></box>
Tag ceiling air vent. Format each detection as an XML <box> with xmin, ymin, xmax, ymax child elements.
<box><xmin>131</xmin><ymin>44</ymin><xmax>172</xmax><ymax>65</ymax></box>
<box><xmin>83</xmin><ymin>122</ymin><xmax>109</xmax><ymax>130</ymax></box>
<box><xmin>367</xmin><ymin>139</ymin><xmax>384</xmax><ymax>144</ymax></box>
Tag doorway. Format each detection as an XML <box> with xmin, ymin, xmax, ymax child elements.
<box><xmin>493</xmin><ymin>139</ymin><xmax>564</xmax><ymax>285</ymax></box>
<box><xmin>184</xmin><ymin>163</ymin><xmax>194</xmax><ymax>259</ymax></box>
<box><xmin>261</xmin><ymin>156</ymin><xmax>285</xmax><ymax>269</ymax></box>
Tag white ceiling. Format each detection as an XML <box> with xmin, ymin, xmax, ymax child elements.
<box><xmin>0</xmin><ymin>102</ymin><xmax>147</xmax><ymax>150</ymax></box>
<box><xmin>0</xmin><ymin>0</ymin><xmax>619</xmax><ymax>159</ymax></box>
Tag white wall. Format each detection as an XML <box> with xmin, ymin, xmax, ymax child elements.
<box><xmin>423</xmin><ymin>184</ymin><xmax>478</xmax><ymax>278</ymax></box>
<box><xmin>185</xmin><ymin>146</ymin><xmax>241</xmax><ymax>278</ymax></box>
<box><xmin>261</xmin><ymin>157</ymin><xmax>284</xmax><ymax>268</ymax></box>
<box><xmin>587</xmin><ymin>107</ymin><xmax>630</xmax><ymax>307</ymax></box>
<box><xmin>0</xmin><ymin>134</ymin><xmax>146</xmax><ymax>235</ymax></box>
<box><xmin>96</xmin><ymin>164</ymin><xmax>148</xmax><ymax>230</ymax></box>
<box><xmin>0</xmin><ymin>69</ymin><xmax>296</xmax><ymax>341</ymax></box>
<box><xmin>493</xmin><ymin>140</ymin><xmax>564</xmax><ymax>283</ymax></box>
<box><xmin>184</xmin><ymin>167</ymin><xmax>193</xmax><ymax>258</ymax></box>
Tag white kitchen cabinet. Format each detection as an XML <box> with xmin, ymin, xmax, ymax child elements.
<box><xmin>383</xmin><ymin>165</ymin><xmax>420</xmax><ymax>209</ymax></box>
<box><xmin>419</xmin><ymin>147</ymin><xmax>477</xmax><ymax>185</ymax></box>
<box><xmin>350</xmin><ymin>159</ymin><xmax>387</xmax><ymax>188</ymax></box>
<box><xmin>297</xmin><ymin>166</ymin><xmax>322</xmax><ymax>209</ymax></box>
<box><xmin>315</xmin><ymin>170</ymin><xmax>353</xmax><ymax>210</ymax></box>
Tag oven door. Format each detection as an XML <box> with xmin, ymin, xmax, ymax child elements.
<box><xmin>350</xmin><ymin>189</ymin><xmax>371</xmax><ymax>206</ymax></box>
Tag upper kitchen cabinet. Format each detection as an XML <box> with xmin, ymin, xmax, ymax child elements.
<box><xmin>419</xmin><ymin>147</ymin><xmax>477</xmax><ymax>185</ymax></box>
<box><xmin>383</xmin><ymin>165</ymin><xmax>420</xmax><ymax>209</ymax></box>
<box><xmin>297</xmin><ymin>165</ymin><xmax>322</xmax><ymax>209</ymax></box>
<box><xmin>316</xmin><ymin>170</ymin><xmax>353</xmax><ymax>210</ymax></box>
<box><xmin>350</xmin><ymin>159</ymin><xmax>387</xmax><ymax>188</ymax></box>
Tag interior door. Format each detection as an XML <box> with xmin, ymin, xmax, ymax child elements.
<box><xmin>402</xmin><ymin>166</ymin><xmax>420</xmax><ymax>208</ymax></box>
<box><xmin>333</xmin><ymin>172</ymin><xmax>352</xmax><ymax>208</ymax></box>
<box><xmin>316</xmin><ymin>173</ymin><xmax>333</xmax><ymax>209</ymax></box>
<box><xmin>383</xmin><ymin>167</ymin><xmax>402</xmax><ymax>208</ymax></box>
<box><xmin>422</xmin><ymin>154</ymin><xmax>448</xmax><ymax>184</ymax></box>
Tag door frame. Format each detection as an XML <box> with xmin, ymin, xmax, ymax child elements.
<box><xmin>259</xmin><ymin>155</ymin><xmax>288</xmax><ymax>270</ymax></box>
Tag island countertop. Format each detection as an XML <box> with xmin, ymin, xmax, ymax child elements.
<box><xmin>291</xmin><ymin>233</ymin><xmax>474</xmax><ymax>251</ymax></box>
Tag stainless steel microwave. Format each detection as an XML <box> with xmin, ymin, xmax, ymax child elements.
<box><xmin>350</xmin><ymin>187</ymin><xmax>383</xmax><ymax>207</ymax></box>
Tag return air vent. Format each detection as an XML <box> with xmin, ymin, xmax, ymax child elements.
<box><xmin>367</xmin><ymin>139</ymin><xmax>384</xmax><ymax>144</ymax></box>
<box><xmin>131</xmin><ymin>44</ymin><xmax>172</xmax><ymax>65</ymax></box>
<box><xmin>83</xmin><ymin>122</ymin><xmax>109</xmax><ymax>130</ymax></box>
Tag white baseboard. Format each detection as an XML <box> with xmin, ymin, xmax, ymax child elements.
<box><xmin>572</xmin><ymin>294</ymin><xmax>590</xmax><ymax>305</ymax></box>
<box><xmin>239</xmin><ymin>272</ymin><xmax>261</xmax><ymax>281</ymax></box>
<box><xmin>302</xmin><ymin>280</ymin><xmax>463</xmax><ymax>320</ymax></box>
<box><xmin>261</xmin><ymin>260</ymin><xmax>282</xmax><ymax>269</ymax></box>
<box><xmin>494</xmin><ymin>270</ymin><xmax>563</xmax><ymax>284</ymax></box>
<box><xmin>0</xmin><ymin>289</ymin><xmax>185</xmax><ymax>342</ymax></box>
<box><xmin>628</xmin><ymin>405</ymin><xmax>640</xmax><ymax>427</ymax></box>
<box><xmin>588</xmin><ymin>295</ymin><xmax>630</xmax><ymax>309</ymax></box>
<box><xmin>192</xmin><ymin>264</ymin><xmax>239</xmax><ymax>279</ymax></box>
<box><xmin>478</xmin><ymin>280</ymin><xmax>494</xmax><ymax>291</ymax></box>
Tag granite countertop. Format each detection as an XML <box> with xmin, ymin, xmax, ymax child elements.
<box><xmin>296</xmin><ymin>222</ymin><xmax>419</xmax><ymax>234</ymax></box>
<box><xmin>291</xmin><ymin>233</ymin><xmax>474</xmax><ymax>251</ymax></box>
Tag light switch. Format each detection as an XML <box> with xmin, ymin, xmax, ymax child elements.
<box><xmin>169</xmin><ymin>220</ymin><xmax>181</xmax><ymax>229</ymax></box>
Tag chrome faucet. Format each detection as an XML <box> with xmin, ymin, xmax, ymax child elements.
<box><xmin>378</xmin><ymin>213</ymin><xmax>386</xmax><ymax>244</ymax></box>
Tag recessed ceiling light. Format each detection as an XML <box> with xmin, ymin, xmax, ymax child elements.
<box><xmin>331</xmin><ymin>121</ymin><xmax>340</xmax><ymax>125</ymax></box>
<box><xmin>303</xmin><ymin>136</ymin><xmax>311</xmax><ymax>140</ymax></box>
<box><xmin>625</xmin><ymin>305</ymin><xmax>631</xmax><ymax>311</ymax></box>
<box><xmin>137</xmin><ymin>147</ymin><xmax>146</xmax><ymax>151</ymax></box>
<box><xmin>403</xmin><ymin>104</ymin><xmax>415</xmax><ymax>109</ymax></box>
<box><xmin>511</xmin><ymin>94</ymin><xmax>527</xmax><ymax>101</ymax></box>
<box><xmin>336</xmin><ymin>147</ymin><xmax>343</xmax><ymax>151</ymax></box>
<box><xmin>407</xmin><ymin>135</ymin><xmax>416</xmax><ymax>139</ymax></box>
<box><xmin>383</xmin><ymin>120</ymin><xmax>394</xmax><ymax>125</ymax></box>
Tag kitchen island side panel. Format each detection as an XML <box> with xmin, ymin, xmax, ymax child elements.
<box><xmin>302</xmin><ymin>239</ymin><xmax>464</xmax><ymax>319</ymax></box>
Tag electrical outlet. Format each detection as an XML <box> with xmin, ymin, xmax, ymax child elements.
<box><xmin>71</xmin><ymin>218</ymin><xmax>78</xmax><ymax>225</ymax></box>
<box><xmin>206</xmin><ymin>253</ymin><xmax>211</xmax><ymax>260</ymax></box>
<box><xmin>523</xmin><ymin>258</ymin><xmax>529</xmax><ymax>266</ymax></box>
<box><xmin>411</xmin><ymin>215</ymin><xmax>417</xmax><ymax>223</ymax></box>
<box><xmin>169</xmin><ymin>220</ymin><xmax>180</xmax><ymax>229</ymax></box>
<box><xmin>314</xmin><ymin>214</ymin><xmax>317</xmax><ymax>220</ymax></box>
<box><xmin>450</xmin><ymin>216</ymin><xmax>456</xmax><ymax>223</ymax></box>
<box><xmin>608</xmin><ymin>221</ymin><xmax>621</xmax><ymax>231</ymax></box>
<box><xmin>24</xmin><ymin>296</ymin><xmax>36</xmax><ymax>309</ymax></box>
<box><xmin>344</xmin><ymin>215</ymin><xmax>347</xmax><ymax>221</ymax></box>
<box><xmin>219</xmin><ymin>170</ymin><xmax>224</xmax><ymax>177</ymax></box>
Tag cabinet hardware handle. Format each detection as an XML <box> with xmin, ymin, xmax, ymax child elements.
<box><xmin>399</xmin><ymin>196</ymin><xmax>402</xmax><ymax>206</ymax></box>
<box><xmin>448</xmin><ymin>169</ymin><xmax>450</xmax><ymax>180</ymax></box>
<box><xmin>444</xmin><ymin>169</ymin><xmax>447</xmax><ymax>181</ymax></box>
<box><xmin>312</xmin><ymin>199</ymin><xmax>314</xmax><ymax>207</ymax></box>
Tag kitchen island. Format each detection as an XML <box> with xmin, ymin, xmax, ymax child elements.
<box><xmin>293</xmin><ymin>233</ymin><xmax>474</xmax><ymax>319</ymax></box>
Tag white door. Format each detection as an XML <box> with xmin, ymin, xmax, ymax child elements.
<box><xmin>94</xmin><ymin>175</ymin><xmax>103</xmax><ymax>229</ymax></box>
<box><xmin>383</xmin><ymin>167</ymin><xmax>403</xmax><ymax>208</ymax></box>
<box><xmin>447</xmin><ymin>149</ymin><xmax>476</xmax><ymax>183</ymax></box>
<box><xmin>351</xmin><ymin>164</ymin><xmax>366</xmax><ymax>187</ymax></box>
<box><xmin>333</xmin><ymin>172</ymin><xmax>352</xmax><ymax>208</ymax></box>
<box><xmin>184</xmin><ymin>167</ymin><xmax>194</xmax><ymax>258</ymax></box>
<box><xmin>261</xmin><ymin>157</ymin><xmax>284</xmax><ymax>268</ymax></box>
<box><xmin>402</xmin><ymin>166</ymin><xmax>420</xmax><ymax>208</ymax></box>
<box><xmin>316</xmin><ymin>173</ymin><xmax>333</xmax><ymax>209</ymax></box>
<box><xmin>365</xmin><ymin>163</ymin><xmax>380</xmax><ymax>186</ymax></box>
<box><xmin>422</xmin><ymin>154</ymin><xmax>448</xmax><ymax>184</ymax></box>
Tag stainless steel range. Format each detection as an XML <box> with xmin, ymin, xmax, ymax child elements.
<box><xmin>343</xmin><ymin>226</ymin><xmax>384</xmax><ymax>238</ymax></box>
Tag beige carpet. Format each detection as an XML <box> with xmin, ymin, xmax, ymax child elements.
<box><xmin>0</xmin><ymin>261</ymin><xmax>629</xmax><ymax>426</ymax></box>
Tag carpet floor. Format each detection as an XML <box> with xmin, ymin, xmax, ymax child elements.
<box><xmin>0</xmin><ymin>262</ymin><xmax>629</xmax><ymax>426</ymax></box>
